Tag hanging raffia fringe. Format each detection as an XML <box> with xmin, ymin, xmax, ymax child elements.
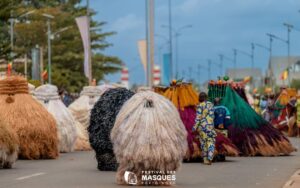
<box><xmin>34</xmin><ymin>84</ymin><xmax>78</xmax><ymax>153</ymax></box>
<box><xmin>28</xmin><ymin>83</ymin><xmax>35</xmax><ymax>95</ymax></box>
<box><xmin>0</xmin><ymin>120</ymin><xmax>18</xmax><ymax>169</ymax></box>
<box><xmin>69</xmin><ymin>85</ymin><xmax>114</xmax><ymax>151</ymax></box>
<box><xmin>0</xmin><ymin>76</ymin><xmax>58</xmax><ymax>159</ymax></box>
<box><xmin>88</xmin><ymin>88</ymin><xmax>135</xmax><ymax>171</ymax></box>
<box><xmin>209</xmin><ymin>84</ymin><xmax>296</xmax><ymax>156</ymax></box>
<box><xmin>111</xmin><ymin>91</ymin><xmax>188</xmax><ymax>185</ymax></box>
<box><xmin>155</xmin><ymin>82</ymin><xmax>239</xmax><ymax>160</ymax></box>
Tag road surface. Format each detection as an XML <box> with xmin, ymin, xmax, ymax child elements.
<box><xmin>0</xmin><ymin>138</ymin><xmax>299</xmax><ymax>188</ymax></box>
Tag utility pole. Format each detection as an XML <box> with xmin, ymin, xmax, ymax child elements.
<box><xmin>197</xmin><ymin>64</ymin><xmax>201</xmax><ymax>85</ymax></box>
<box><xmin>219</xmin><ymin>54</ymin><xmax>224</xmax><ymax>76</ymax></box>
<box><xmin>283</xmin><ymin>23</ymin><xmax>295</xmax><ymax>80</ymax></box>
<box><xmin>251</xmin><ymin>43</ymin><xmax>255</xmax><ymax>70</ymax></box>
<box><xmin>42</xmin><ymin>13</ymin><xmax>54</xmax><ymax>84</ymax></box>
<box><xmin>208</xmin><ymin>60</ymin><xmax>212</xmax><ymax>81</ymax></box>
<box><xmin>149</xmin><ymin>0</ymin><xmax>154</xmax><ymax>86</ymax></box>
<box><xmin>267</xmin><ymin>33</ymin><xmax>289</xmax><ymax>86</ymax></box>
<box><xmin>168</xmin><ymin>0</ymin><xmax>173</xmax><ymax>80</ymax></box>
<box><xmin>233</xmin><ymin>49</ymin><xmax>237</xmax><ymax>80</ymax></box>
<box><xmin>146</xmin><ymin>0</ymin><xmax>154</xmax><ymax>87</ymax></box>
<box><xmin>188</xmin><ymin>66</ymin><xmax>192</xmax><ymax>81</ymax></box>
<box><xmin>87</xmin><ymin>0</ymin><xmax>92</xmax><ymax>85</ymax></box>
<box><xmin>47</xmin><ymin>19</ymin><xmax>51</xmax><ymax>83</ymax></box>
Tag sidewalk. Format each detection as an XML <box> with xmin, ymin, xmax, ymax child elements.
<box><xmin>283</xmin><ymin>170</ymin><xmax>300</xmax><ymax>188</ymax></box>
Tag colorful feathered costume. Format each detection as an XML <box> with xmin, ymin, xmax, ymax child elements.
<box><xmin>111</xmin><ymin>91</ymin><xmax>188</xmax><ymax>185</ymax></box>
<box><xmin>34</xmin><ymin>84</ymin><xmax>78</xmax><ymax>153</ymax></box>
<box><xmin>69</xmin><ymin>85</ymin><xmax>114</xmax><ymax>151</ymax></box>
<box><xmin>0</xmin><ymin>76</ymin><xmax>58</xmax><ymax>159</ymax></box>
<box><xmin>155</xmin><ymin>81</ymin><xmax>239</xmax><ymax>161</ymax></box>
<box><xmin>0</xmin><ymin>120</ymin><xmax>18</xmax><ymax>168</ymax></box>
<box><xmin>88</xmin><ymin>88</ymin><xmax>135</xmax><ymax>171</ymax></box>
<box><xmin>208</xmin><ymin>80</ymin><xmax>295</xmax><ymax>156</ymax></box>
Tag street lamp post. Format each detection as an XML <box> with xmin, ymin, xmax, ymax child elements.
<box><xmin>162</xmin><ymin>24</ymin><xmax>192</xmax><ymax>79</ymax></box>
<box><xmin>8</xmin><ymin>10</ymin><xmax>35</xmax><ymax>70</ymax></box>
<box><xmin>42</xmin><ymin>13</ymin><xmax>54</xmax><ymax>84</ymax></box>
<box><xmin>51</xmin><ymin>27</ymin><xmax>70</xmax><ymax>40</ymax></box>
<box><xmin>174</xmin><ymin>25</ymin><xmax>192</xmax><ymax>78</ymax></box>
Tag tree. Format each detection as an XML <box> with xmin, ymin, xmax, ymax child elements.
<box><xmin>1</xmin><ymin>0</ymin><xmax>122</xmax><ymax>92</ymax></box>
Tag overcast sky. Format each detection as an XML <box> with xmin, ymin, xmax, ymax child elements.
<box><xmin>91</xmin><ymin>0</ymin><xmax>300</xmax><ymax>85</ymax></box>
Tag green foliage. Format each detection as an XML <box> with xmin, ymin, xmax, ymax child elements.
<box><xmin>291</xmin><ymin>79</ymin><xmax>300</xmax><ymax>90</ymax></box>
<box><xmin>1</xmin><ymin>0</ymin><xmax>122</xmax><ymax>92</ymax></box>
<box><xmin>28</xmin><ymin>79</ymin><xmax>42</xmax><ymax>87</ymax></box>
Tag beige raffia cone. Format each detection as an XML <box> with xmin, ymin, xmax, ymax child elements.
<box><xmin>111</xmin><ymin>91</ymin><xmax>188</xmax><ymax>185</ymax></box>
<box><xmin>34</xmin><ymin>84</ymin><xmax>78</xmax><ymax>153</ymax></box>
<box><xmin>69</xmin><ymin>85</ymin><xmax>115</xmax><ymax>151</ymax></box>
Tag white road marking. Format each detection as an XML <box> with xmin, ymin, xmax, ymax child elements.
<box><xmin>16</xmin><ymin>172</ymin><xmax>46</xmax><ymax>180</ymax></box>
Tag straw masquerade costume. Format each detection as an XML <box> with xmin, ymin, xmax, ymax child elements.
<box><xmin>272</xmin><ymin>88</ymin><xmax>298</xmax><ymax>136</ymax></box>
<box><xmin>34</xmin><ymin>84</ymin><xmax>78</xmax><ymax>153</ymax></box>
<box><xmin>0</xmin><ymin>76</ymin><xmax>58</xmax><ymax>159</ymax></box>
<box><xmin>88</xmin><ymin>88</ymin><xmax>135</xmax><ymax>171</ymax></box>
<box><xmin>69</xmin><ymin>86</ymin><xmax>105</xmax><ymax>130</ymax></box>
<box><xmin>208</xmin><ymin>79</ymin><xmax>295</xmax><ymax>156</ymax></box>
<box><xmin>111</xmin><ymin>91</ymin><xmax>187</xmax><ymax>185</ymax></box>
<box><xmin>155</xmin><ymin>81</ymin><xmax>238</xmax><ymax>161</ymax></box>
<box><xmin>28</xmin><ymin>83</ymin><xmax>35</xmax><ymax>95</ymax></box>
<box><xmin>69</xmin><ymin>85</ymin><xmax>112</xmax><ymax>151</ymax></box>
<box><xmin>155</xmin><ymin>81</ymin><xmax>200</xmax><ymax>160</ymax></box>
<box><xmin>0</xmin><ymin>120</ymin><xmax>18</xmax><ymax>169</ymax></box>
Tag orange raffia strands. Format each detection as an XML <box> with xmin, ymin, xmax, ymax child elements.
<box><xmin>160</xmin><ymin>83</ymin><xmax>199</xmax><ymax>110</ymax></box>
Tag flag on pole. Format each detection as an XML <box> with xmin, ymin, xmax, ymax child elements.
<box><xmin>137</xmin><ymin>40</ymin><xmax>147</xmax><ymax>74</ymax></box>
<box><xmin>75</xmin><ymin>16</ymin><xmax>90</xmax><ymax>78</ymax></box>
<box><xmin>41</xmin><ymin>66</ymin><xmax>48</xmax><ymax>81</ymax></box>
<box><xmin>280</xmin><ymin>69</ymin><xmax>288</xmax><ymax>80</ymax></box>
<box><xmin>7</xmin><ymin>61</ymin><xmax>12</xmax><ymax>76</ymax></box>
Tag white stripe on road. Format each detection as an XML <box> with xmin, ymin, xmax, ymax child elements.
<box><xmin>16</xmin><ymin>172</ymin><xmax>46</xmax><ymax>180</ymax></box>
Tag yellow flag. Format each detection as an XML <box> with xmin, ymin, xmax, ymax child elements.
<box><xmin>281</xmin><ymin>70</ymin><xmax>288</xmax><ymax>80</ymax></box>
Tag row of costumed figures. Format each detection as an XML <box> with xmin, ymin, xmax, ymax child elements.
<box><xmin>0</xmin><ymin>76</ymin><xmax>296</xmax><ymax>185</ymax></box>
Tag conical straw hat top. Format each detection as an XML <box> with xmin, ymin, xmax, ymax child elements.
<box><xmin>0</xmin><ymin>76</ymin><xmax>29</xmax><ymax>95</ymax></box>
<box><xmin>34</xmin><ymin>84</ymin><xmax>60</xmax><ymax>101</ymax></box>
<box><xmin>80</xmin><ymin>86</ymin><xmax>104</xmax><ymax>97</ymax></box>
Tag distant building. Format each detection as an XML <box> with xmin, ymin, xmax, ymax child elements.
<box><xmin>226</xmin><ymin>68</ymin><xmax>263</xmax><ymax>88</ymax></box>
<box><xmin>267</xmin><ymin>56</ymin><xmax>300</xmax><ymax>86</ymax></box>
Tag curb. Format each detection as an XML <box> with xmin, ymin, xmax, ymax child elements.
<box><xmin>283</xmin><ymin>170</ymin><xmax>300</xmax><ymax>188</ymax></box>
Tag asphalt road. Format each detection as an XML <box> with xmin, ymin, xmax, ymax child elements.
<box><xmin>0</xmin><ymin>138</ymin><xmax>299</xmax><ymax>188</ymax></box>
